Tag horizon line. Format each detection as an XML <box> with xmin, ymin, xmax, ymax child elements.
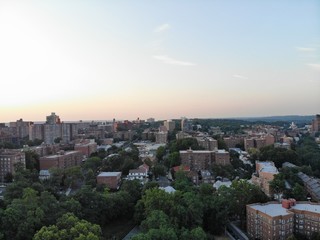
<box><xmin>1</xmin><ymin>113</ymin><xmax>317</xmax><ymax>124</ymax></box>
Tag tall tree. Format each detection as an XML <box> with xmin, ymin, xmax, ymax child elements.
<box><xmin>33</xmin><ymin>213</ymin><xmax>102</xmax><ymax>240</ymax></box>
<box><xmin>2</xmin><ymin>188</ymin><xmax>45</xmax><ymax>240</ymax></box>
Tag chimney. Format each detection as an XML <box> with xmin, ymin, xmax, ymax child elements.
<box><xmin>282</xmin><ymin>199</ymin><xmax>291</xmax><ymax>209</ymax></box>
<box><xmin>289</xmin><ymin>198</ymin><xmax>296</xmax><ymax>207</ymax></box>
<box><xmin>282</xmin><ymin>199</ymin><xmax>296</xmax><ymax>209</ymax></box>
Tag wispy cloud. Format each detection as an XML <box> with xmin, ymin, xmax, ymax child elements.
<box><xmin>154</xmin><ymin>23</ymin><xmax>171</xmax><ymax>33</ymax></box>
<box><xmin>232</xmin><ymin>74</ymin><xmax>248</xmax><ymax>79</ymax></box>
<box><xmin>153</xmin><ymin>55</ymin><xmax>196</xmax><ymax>66</ymax></box>
<box><xmin>306</xmin><ymin>63</ymin><xmax>320</xmax><ymax>71</ymax></box>
<box><xmin>296</xmin><ymin>47</ymin><xmax>316</xmax><ymax>52</ymax></box>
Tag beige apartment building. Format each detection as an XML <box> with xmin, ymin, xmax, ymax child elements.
<box><xmin>163</xmin><ymin>120</ymin><xmax>176</xmax><ymax>132</ymax></box>
<box><xmin>155</xmin><ymin>131</ymin><xmax>168</xmax><ymax>144</ymax></box>
<box><xmin>251</xmin><ymin>161</ymin><xmax>278</xmax><ymax>196</ymax></box>
<box><xmin>247</xmin><ymin>199</ymin><xmax>320</xmax><ymax>240</ymax></box>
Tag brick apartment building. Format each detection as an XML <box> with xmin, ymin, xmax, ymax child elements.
<box><xmin>247</xmin><ymin>199</ymin><xmax>320</xmax><ymax>240</ymax></box>
<box><xmin>97</xmin><ymin>172</ymin><xmax>122</xmax><ymax>190</ymax></box>
<box><xmin>244</xmin><ymin>135</ymin><xmax>275</xmax><ymax>151</ymax></box>
<box><xmin>142</xmin><ymin>128</ymin><xmax>156</xmax><ymax>141</ymax></box>
<box><xmin>0</xmin><ymin>149</ymin><xmax>26</xmax><ymax>182</ymax></box>
<box><xmin>244</xmin><ymin>138</ymin><xmax>255</xmax><ymax>151</ymax></box>
<box><xmin>223</xmin><ymin>136</ymin><xmax>244</xmax><ymax>149</ymax></box>
<box><xmin>251</xmin><ymin>161</ymin><xmax>279</xmax><ymax>196</ymax></box>
<box><xmin>74</xmin><ymin>139</ymin><xmax>97</xmax><ymax>157</ymax></box>
<box><xmin>196</xmin><ymin>137</ymin><xmax>218</xmax><ymax>151</ymax></box>
<box><xmin>113</xmin><ymin>130</ymin><xmax>137</xmax><ymax>141</ymax></box>
<box><xmin>265</xmin><ymin>134</ymin><xmax>276</xmax><ymax>146</ymax></box>
<box><xmin>39</xmin><ymin>150</ymin><xmax>83</xmax><ymax>170</ymax></box>
<box><xmin>180</xmin><ymin>149</ymin><xmax>230</xmax><ymax>171</ymax></box>
<box><xmin>311</xmin><ymin>114</ymin><xmax>320</xmax><ymax>134</ymax></box>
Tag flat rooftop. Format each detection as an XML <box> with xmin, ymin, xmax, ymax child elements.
<box><xmin>257</xmin><ymin>161</ymin><xmax>278</xmax><ymax>173</ymax></box>
<box><xmin>98</xmin><ymin>172</ymin><xmax>121</xmax><ymax>177</ymax></box>
<box><xmin>249</xmin><ymin>202</ymin><xmax>320</xmax><ymax>217</ymax></box>
<box><xmin>292</xmin><ymin>204</ymin><xmax>320</xmax><ymax>213</ymax></box>
<box><xmin>44</xmin><ymin>151</ymin><xmax>79</xmax><ymax>159</ymax></box>
<box><xmin>180</xmin><ymin>150</ymin><xmax>213</xmax><ymax>153</ymax></box>
<box><xmin>249</xmin><ymin>203</ymin><xmax>292</xmax><ymax>217</ymax></box>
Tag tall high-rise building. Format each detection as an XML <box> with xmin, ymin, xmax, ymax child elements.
<box><xmin>43</xmin><ymin>124</ymin><xmax>61</xmax><ymax>144</ymax></box>
<box><xmin>61</xmin><ymin>123</ymin><xmax>74</xmax><ymax>143</ymax></box>
<box><xmin>164</xmin><ymin>120</ymin><xmax>176</xmax><ymax>132</ymax></box>
<box><xmin>46</xmin><ymin>112</ymin><xmax>61</xmax><ymax>124</ymax></box>
<box><xmin>29</xmin><ymin>123</ymin><xmax>44</xmax><ymax>141</ymax></box>
<box><xmin>312</xmin><ymin>114</ymin><xmax>320</xmax><ymax>134</ymax></box>
<box><xmin>181</xmin><ymin>118</ymin><xmax>192</xmax><ymax>132</ymax></box>
<box><xmin>9</xmin><ymin>119</ymin><xmax>32</xmax><ymax>139</ymax></box>
<box><xmin>43</xmin><ymin>113</ymin><xmax>64</xmax><ymax>144</ymax></box>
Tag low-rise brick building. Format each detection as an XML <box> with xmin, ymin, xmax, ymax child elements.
<box><xmin>97</xmin><ymin>172</ymin><xmax>122</xmax><ymax>190</ymax></box>
<box><xmin>39</xmin><ymin>150</ymin><xmax>83</xmax><ymax>170</ymax></box>
<box><xmin>74</xmin><ymin>139</ymin><xmax>97</xmax><ymax>157</ymax></box>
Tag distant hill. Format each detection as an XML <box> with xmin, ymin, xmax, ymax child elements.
<box><xmin>233</xmin><ymin>115</ymin><xmax>314</xmax><ymax>124</ymax></box>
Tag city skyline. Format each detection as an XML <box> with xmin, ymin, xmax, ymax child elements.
<box><xmin>1</xmin><ymin>0</ymin><xmax>319</xmax><ymax>122</ymax></box>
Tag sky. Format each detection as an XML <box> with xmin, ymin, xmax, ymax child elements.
<box><xmin>0</xmin><ymin>0</ymin><xmax>319</xmax><ymax>122</ymax></box>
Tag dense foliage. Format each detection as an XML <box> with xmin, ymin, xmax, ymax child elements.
<box><xmin>133</xmin><ymin>171</ymin><xmax>268</xmax><ymax>239</ymax></box>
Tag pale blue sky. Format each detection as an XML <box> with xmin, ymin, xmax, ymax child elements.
<box><xmin>0</xmin><ymin>0</ymin><xmax>319</xmax><ymax>121</ymax></box>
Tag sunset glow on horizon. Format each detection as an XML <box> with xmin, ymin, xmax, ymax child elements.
<box><xmin>1</xmin><ymin>0</ymin><xmax>319</xmax><ymax>122</ymax></box>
